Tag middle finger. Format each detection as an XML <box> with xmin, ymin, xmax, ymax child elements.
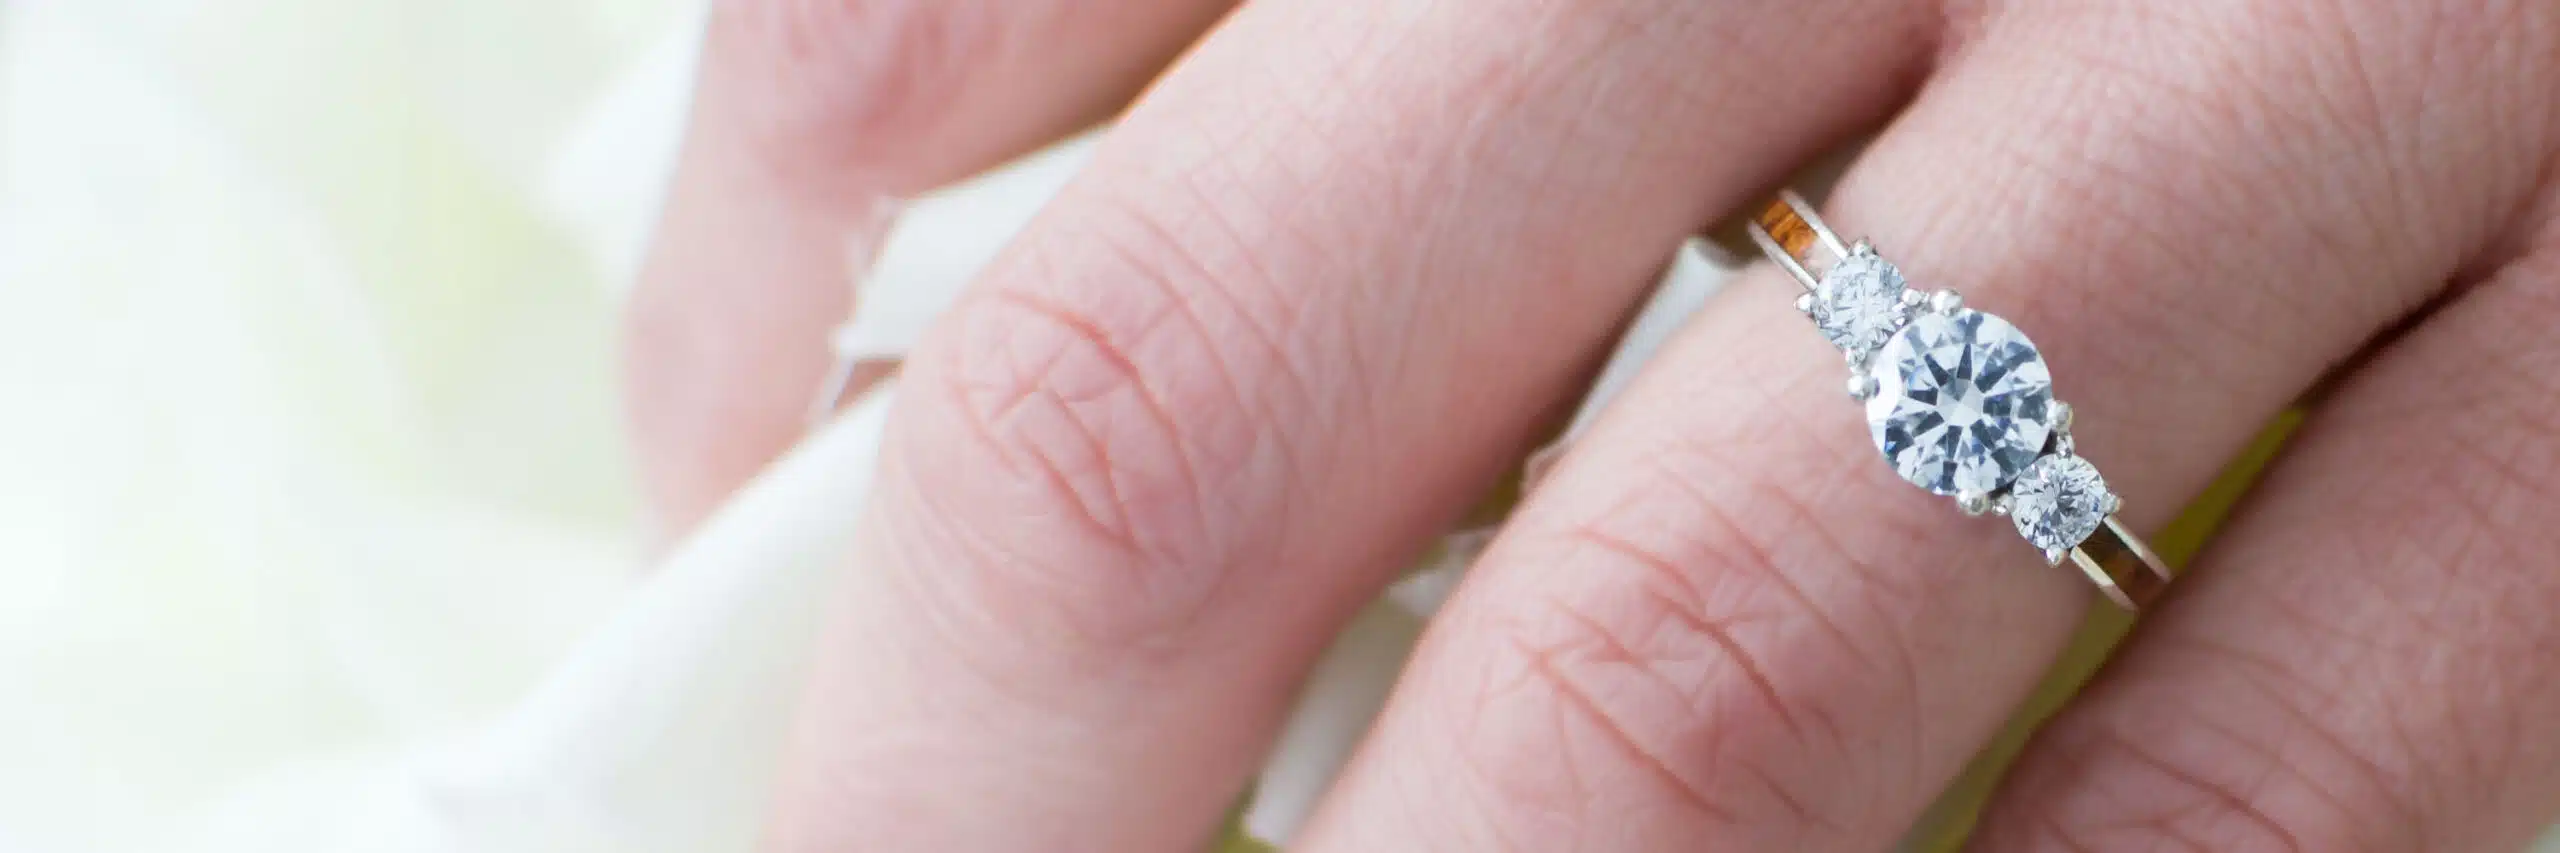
<box><xmin>1298</xmin><ymin>2</ymin><xmax>2529</xmax><ymax>850</ymax></box>
<box><xmin>768</xmin><ymin>0</ymin><xmax>1932</xmax><ymax>848</ymax></box>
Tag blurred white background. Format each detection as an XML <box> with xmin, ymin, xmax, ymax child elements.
<box><xmin>0</xmin><ymin>1</ymin><xmax>736</xmax><ymax>849</ymax></box>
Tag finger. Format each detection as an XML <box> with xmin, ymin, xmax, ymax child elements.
<box><xmin>627</xmin><ymin>0</ymin><xmax>1236</xmax><ymax>533</ymax></box>
<box><xmin>1965</xmin><ymin>225</ymin><xmax>2560</xmax><ymax>848</ymax></box>
<box><xmin>1296</xmin><ymin>3</ymin><xmax>2555</xmax><ymax>849</ymax></box>
<box><xmin>765</xmin><ymin>0</ymin><xmax>1934</xmax><ymax>848</ymax></box>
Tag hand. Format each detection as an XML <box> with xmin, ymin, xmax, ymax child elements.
<box><xmin>631</xmin><ymin>0</ymin><xmax>2560</xmax><ymax>849</ymax></box>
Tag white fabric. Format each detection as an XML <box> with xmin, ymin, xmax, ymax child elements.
<box><xmin>0</xmin><ymin>4</ymin><xmax>1065</xmax><ymax>849</ymax></box>
<box><xmin>832</xmin><ymin>137</ymin><xmax>1099</xmax><ymax>366</ymax></box>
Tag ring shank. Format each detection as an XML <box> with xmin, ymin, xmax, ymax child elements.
<box><xmin>1745</xmin><ymin>191</ymin><xmax>1853</xmax><ymax>292</ymax></box>
<box><xmin>2070</xmin><ymin>516</ymin><xmax>2177</xmax><ymax>610</ymax></box>
<box><xmin>1754</xmin><ymin>194</ymin><xmax>1826</xmax><ymax>261</ymax></box>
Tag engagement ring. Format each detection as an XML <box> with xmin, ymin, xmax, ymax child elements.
<box><xmin>1746</xmin><ymin>191</ymin><xmax>2176</xmax><ymax>610</ymax></box>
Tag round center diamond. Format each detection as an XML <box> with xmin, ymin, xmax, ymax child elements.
<box><xmin>1812</xmin><ymin>253</ymin><xmax>1908</xmax><ymax>355</ymax></box>
<box><xmin>1865</xmin><ymin>309</ymin><xmax>2054</xmax><ymax>495</ymax></box>
<box><xmin>2011</xmin><ymin>454</ymin><xmax>2111</xmax><ymax>554</ymax></box>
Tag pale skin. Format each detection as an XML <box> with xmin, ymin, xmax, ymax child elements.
<box><xmin>626</xmin><ymin>0</ymin><xmax>2560</xmax><ymax>850</ymax></box>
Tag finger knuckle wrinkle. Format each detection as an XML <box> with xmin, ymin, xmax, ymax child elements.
<box><xmin>919</xmin><ymin>279</ymin><xmax>1248</xmax><ymax>644</ymax></box>
<box><xmin>1474</xmin><ymin>511</ymin><xmax>1861</xmax><ymax>836</ymax></box>
<box><xmin>1501</xmin><ymin>594</ymin><xmax>1835</xmax><ymax>841</ymax></box>
<box><xmin>1559</xmin><ymin>524</ymin><xmax>1833</xmax><ymax>757</ymax></box>
<box><xmin>2025</xmin><ymin>692</ymin><xmax>2405</xmax><ymax>853</ymax></box>
<box><xmin>1498</xmin><ymin>622</ymin><xmax>1756</xmax><ymax>833</ymax></box>
<box><xmin>1581</xmin><ymin>466</ymin><xmax>1891</xmax><ymax>733</ymax></box>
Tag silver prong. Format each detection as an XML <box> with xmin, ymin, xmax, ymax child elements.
<box><xmin>2053</xmin><ymin>433</ymin><xmax>2077</xmax><ymax>457</ymax></box>
<box><xmin>1990</xmin><ymin>494</ymin><xmax>2014</xmax><ymax>517</ymax></box>
<box><xmin>1847</xmin><ymin>373</ymin><xmax>1879</xmax><ymax>401</ymax></box>
<box><xmin>2044</xmin><ymin>546</ymin><xmax>2070</xmax><ymax>566</ymax></box>
<box><xmin>1850</xmin><ymin>238</ymin><xmax>1875</xmax><ymax>258</ymax></box>
<box><xmin>2049</xmin><ymin>401</ymin><xmax>2075</xmax><ymax>435</ymax></box>
<box><xmin>1794</xmin><ymin>292</ymin><xmax>1817</xmax><ymax>314</ymax></box>
<box><xmin>1894</xmin><ymin>289</ymin><xmax>1923</xmax><ymax>328</ymax></box>
<box><xmin>1957</xmin><ymin>490</ymin><xmax>1991</xmax><ymax>516</ymax></box>
<box><xmin>1928</xmin><ymin>289</ymin><xmax>1964</xmax><ymax>314</ymax></box>
<box><xmin>2104</xmin><ymin>492</ymin><xmax>2124</xmax><ymax>515</ymax></box>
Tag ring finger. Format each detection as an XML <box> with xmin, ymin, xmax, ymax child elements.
<box><xmin>1296</xmin><ymin>3</ymin><xmax>2546</xmax><ymax>849</ymax></box>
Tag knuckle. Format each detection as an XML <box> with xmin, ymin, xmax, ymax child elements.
<box><xmin>703</xmin><ymin>0</ymin><xmax>997</xmax><ymax>191</ymax></box>
<box><xmin>1551</xmin><ymin>520</ymin><xmax>1845</xmax><ymax>763</ymax></box>
<box><xmin>2008</xmin><ymin>715</ymin><xmax>2383</xmax><ymax>853</ymax></box>
<box><xmin>1515</xmin><ymin>580</ymin><xmax>1829</xmax><ymax>837</ymax></box>
<box><xmin>894</xmin><ymin>203</ymin><xmax>1290</xmax><ymax>651</ymax></box>
<box><xmin>1999</xmin><ymin>638</ymin><xmax>2426</xmax><ymax>853</ymax></box>
<box><xmin>1453</xmin><ymin>460</ymin><xmax>1920</xmax><ymax>843</ymax></box>
<box><xmin>1468</xmin><ymin>608</ymin><xmax>1760</xmax><ymax>840</ymax></box>
<box><xmin>909</xmin><ymin>297</ymin><xmax>1216</xmax><ymax>647</ymax></box>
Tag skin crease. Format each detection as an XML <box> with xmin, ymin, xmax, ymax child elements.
<box><xmin>1962</xmin><ymin>237</ymin><xmax>2560</xmax><ymax>852</ymax></box>
<box><xmin>627</xmin><ymin>0</ymin><xmax>2560</xmax><ymax>850</ymax></box>
<box><xmin>627</xmin><ymin>0</ymin><xmax>1238</xmax><ymax>536</ymax></box>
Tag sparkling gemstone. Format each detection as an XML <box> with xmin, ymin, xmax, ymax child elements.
<box><xmin>1864</xmin><ymin>309</ymin><xmax>2054</xmax><ymax>495</ymax></box>
<box><xmin>2011</xmin><ymin>454</ymin><xmax>2111</xmax><ymax>554</ymax></box>
<box><xmin>1811</xmin><ymin>252</ymin><xmax>1908</xmax><ymax>355</ymax></box>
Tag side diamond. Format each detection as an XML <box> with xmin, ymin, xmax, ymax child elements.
<box><xmin>1811</xmin><ymin>252</ymin><xmax>1908</xmax><ymax>355</ymax></box>
<box><xmin>2011</xmin><ymin>454</ymin><xmax>2110</xmax><ymax>557</ymax></box>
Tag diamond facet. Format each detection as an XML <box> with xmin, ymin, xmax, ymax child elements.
<box><xmin>2010</xmin><ymin>454</ymin><xmax>2110</xmax><ymax>555</ymax></box>
<box><xmin>1811</xmin><ymin>252</ymin><xmax>1908</xmax><ymax>355</ymax></box>
<box><xmin>1864</xmin><ymin>309</ymin><xmax>2054</xmax><ymax>495</ymax></box>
